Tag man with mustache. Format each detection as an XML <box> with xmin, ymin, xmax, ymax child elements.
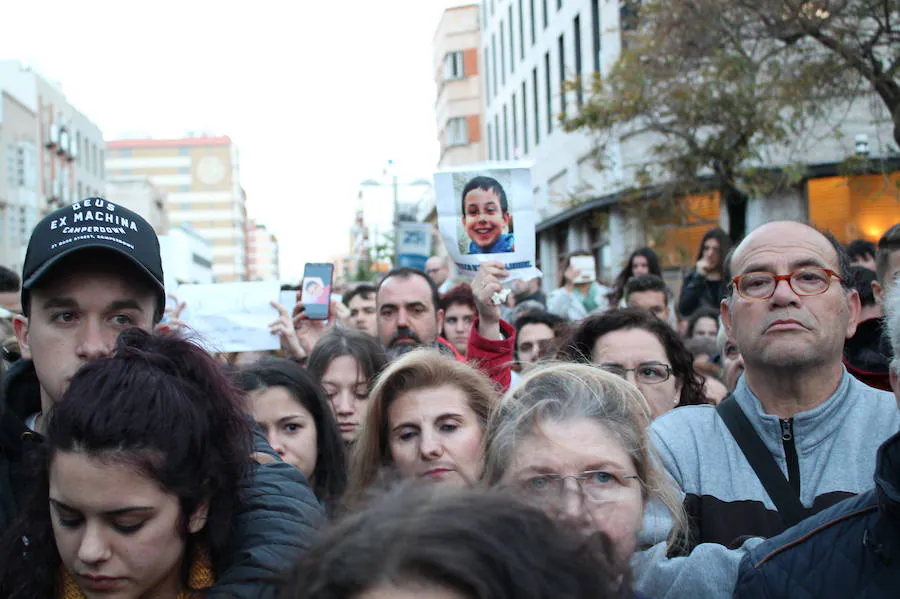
<box><xmin>375</xmin><ymin>262</ymin><xmax>514</xmax><ymax>390</ymax></box>
<box><xmin>635</xmin><ymin>221</ymin><xmax>900</xmax><ymax>598</ymax></box>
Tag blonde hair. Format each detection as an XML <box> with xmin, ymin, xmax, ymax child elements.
<box><xmin>346</xmin><ymin>348</ymin><xmax>497</xmax><ymax>509</ymax></box>
<box><xmin>482</xmin><ymin>362</ymin><xmax>688</xmax><ymax>553</ymax></box>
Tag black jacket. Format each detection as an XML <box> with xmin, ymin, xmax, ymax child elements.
<box><xmin>0</xmin><ymin>359</ymin><xmax>325</xmax><ymax>598</ymax></box>
<box><xmin>677</xmin><ymin>270</ymin><xmax>725</xmax><ymax>317</ymax></box>
<box><xmin>733</xmin><ymin>430</ymin><xmax>900</xmax><ymax>599</ymax></box>
<box><xmin>843</xmin><ymin>317</ymin><xmax>892</xmax><ymax>391</ymax></box>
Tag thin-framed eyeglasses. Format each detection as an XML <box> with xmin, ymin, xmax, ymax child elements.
<box><xmin>517</xmin><ymin>469</ymin><xmax>641</xmax><ymax>506</ymax></box>
<box><xmin>730</xmin><ymin>267</ymin><xmax>843</xmax><ymax>301</ymax></box>
<box><xmin>598</xmin><ymin>362</ymin><xmax>672</xmax><ymax>385</ymax></box>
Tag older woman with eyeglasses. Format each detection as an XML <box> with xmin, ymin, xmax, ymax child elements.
<box><xmin>482</xmin><ymin>362</ymin><xmax>687</xmax><ymax>588</ymax></box>
<box><xmin>559</xmin><ymin>308</ymin><xmax>708</xmax><ymax>418</ymax></box>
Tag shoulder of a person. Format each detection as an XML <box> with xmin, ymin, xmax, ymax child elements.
<box><xmin>651</xmin><ymin>404</ymin><xmax>720</xmax><ymax>446</ymax></box>
<box><xmin>845</xmin><ymin>374</ymin><xmax>900</xmax><ymax>414</ymax></box>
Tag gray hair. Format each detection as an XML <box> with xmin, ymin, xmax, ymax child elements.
<box><xmin>885</xmin><ymin>277</ymin><xmax>900</xmax><ymax>375</ymax></box>
<box><xmin>482</xmin><ymin>362</ymin><xmax>687</xmax><ymax>553</ymax></box>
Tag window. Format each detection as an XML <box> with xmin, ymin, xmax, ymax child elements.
<box><xmin>99</xmin><ymin>150</ymin><xmax>105</xmax><ymax>178</ymax></box>
<box><xmin>558</xmin><ymin>34</ymin><xmax>566</xmax><ymax>117</ymax></box>
<box><xmin>487</xmin><ymin>122</ymin><xmax>494</xmax><ymax>159</ymax></box>
<box><xmin>511</xmin><ymin>92</ymin><xmax>519</xmax><ymax>157</ymax></box>
<box><xmin>443</xmin><ymin>51</ymin><xmax>465</xmax><ymax>81</ymax></box>
<box><xmin>179</xmin><ymin>146</ymin><xmax>190</xmax><ymax>156</ymax></box>
<box><xmin>77</xmin><ymin>181</ymin><xmax>82</xmax><ymax>199</ymax></box>
<box><xmin>522</xmin><ymin>81</ymin><xmax>529</xmax><ymax>154</ymax></box>
<box><xmin>490</xmin><ymin>0</ymin><xmax>495</xmax><ymax>16</ymax></box>
<box><xmin>75</xmin><ymin>132</ymin><xmax>82</xmax><ymax>164</ymax></box>
<box><xmin>591</xmin><ymin>0</ymin><xmax>601</xmax><ymax>74</ymax></box>
<box><xmin>518</xmin><ymin>0</ymin><xmax>525</xmax><ymax>59</ymax></box>
<box><xmin>542</xmin><ymin>0</ymin><xmax>549</xmax><ymax>29</ymax></box>
<box><xmin>532</xmin><ymin>67</ymin><xmax>541</xmax><ymax>145</ymax></box>
<box><xmin>484</xmin><ymin>45</ymin><xmax>492</xmax><ymax>105</ymax></box>
<box><xmin>492</xmin><ymin>34</ymin><xmax>498</xmax><ymax>97</ymax></box>
<box><xmin>494</xmin><ymin>114</ymin><xmax>500</xmax><ymax>162</ymax></box>
<box><xmin>545</xmin><ymin>52</ymin><xmax>553</xmax><ymax>134</ymax></box>
<box><xmin>557</xmin><ymin>0</ymin><xmax>563</xmax><ymax>9</ymax></box>
<box><xmin>574</xmin><ymin>15</ymin><xmax>583</xmax><ymax>106</ymax></box>
<box><xmin>500</xmin><ymin>22</ymin><xmax>506</xmax><ymax>86</ymax></box>
<box><xmin>508</xmin><ymin>6</ymin><xmax>515</xmax><ymax>74</ymax></box>
<box><xmin>529</xmin><ymin>0</ymin><xmax>536</xmax><ymax>45</ymax></box>
<box><xmin>446</xmin><ymin>117</ymin><xmax>469</xmax><ymax>147</ymax></box>
<box><xmin>503</xmin><ymin>104</ymin><xmax>510</xmax><ymax>160</ymax></box>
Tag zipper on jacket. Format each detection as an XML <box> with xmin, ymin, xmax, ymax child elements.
<box><xmin>780</xmin><ymin>418</ymin><xmax>801</xmax><ymax>496</ymax></box>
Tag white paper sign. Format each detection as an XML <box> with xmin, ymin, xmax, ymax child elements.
<box><xmin>434</xmin><ymin>163</ymin><xmax>542</xmax><ymax>282</ymax></box>
<box><xmin>178</xmin><ymin>281</ymin><xmax>281</xmax><ymax>353</ymax></box>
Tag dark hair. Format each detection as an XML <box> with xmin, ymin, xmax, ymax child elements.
<box><xmin>514</xmin><ymin>310</ymin><xmax>568</xmax><ymax>362</ymax></box>
<box><xmin>307</xmin><ymin>328</ymin><xmax>388</xmax><ymax>396</ymax></box>
<box><xmin>846</xmin><ymin>239</ymin><xmax>876</xmax><ymax>262</ymax></box>
<box><xmin>848</xmin><ymin>265</ymin><xmax>877</xmax><ymax>308</ymax></box>
<box><xmin>377</xmin><ymin>267</ymin><xmax>441</xmax><ymax>312</ymax></box>
<box><xmin>558</xmin><ymin>308</ymin><xmax>707</xmax><ymax>407</ymax></box>
<box><xmin>343</xmin><ymin>283</ymin><xmax>376</xmax><ymax>307</ymax></box>
<box><xmin>242</xmin><ymin>357</ymin><xmax>347</xmax><ymax>509</ymax></box>
<box><xmin>0</xmin><ymin>265</ymin><xmax>20</xmax><ymax>293</ymax></box>
<box><xmin>623</xmin><ymin>274</ymin><xmax>669</xmax><ymax>302</ymax></box>
<box><xmin>876</xmin><ymin>223</ymin><xmax>900</xmax><ymax>284</ymax></box>
<box><xmin>696</xmin><ymin>228</ymin><xmax>732</xmax><ymax>274</ymax></box>
<box><xmin>461</xmin><ymin>176</ymin><xmax>509</xmax><ymax>215</ymax></box>
<box><xmin>439</xmin><ymin>283</ymin><xmax>476</xmax><ymax>312</ymax></box>
<box><xmin>686</xmin><ymin>307</ymin><xmax>720</xmax><ymax>339</ymax></box>
<box><xmin>0</xmin><ymin>329</ymin><xmax>252</xmax><ymax>597</ymax></box>
<box><xmin>684</xmin><ymin>336</ymin><xmax>718</xmax><ymax>359</ymax></box>
<box><xmin>306</xmin><ymin>279</ymin><xmax>323</xmax><ymax>291</ymax></box>
<box><xmin>608</xmin><ymin>248</ymin><xmax>662</xmax><ymax>306</ymax></box>
<box><xmin>279</xmin><ymin>485</ymin><xmax>624</xmax><ymax>599</ymax></box>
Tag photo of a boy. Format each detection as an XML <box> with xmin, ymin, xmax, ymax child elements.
<box><xmin>303</xmin><ymin>277</ymin><xmax>330</xmax><ymax>304</ymax></box>
<box><xmin>460</xmin><ymin>176</ymin><xmax>515</xmax><ymax>254</ymax></box>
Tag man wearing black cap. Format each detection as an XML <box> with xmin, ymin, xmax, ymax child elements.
<box><xmin>1</xmin><ymin>199</ymin><xmax>324</xmax><ymax>597</ymax></box>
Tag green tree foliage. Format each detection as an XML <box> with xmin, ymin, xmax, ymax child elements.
<box><xmin>563</xmin><ymin>0</ymin><xmax>887</xmax><ymax>239</ymax></box>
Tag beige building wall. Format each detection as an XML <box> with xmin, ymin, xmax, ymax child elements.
<box><xmin>434</xmin><ymin>4</ymin><xmax>486</xmax><ymax>168</ymax></box>
<box><xmin>247</xmin><ymin>221</ymin><xmax>279</xmax><ymax>281</ymax></box>
<box><xmin>105</xmin><ymin>137</ymin><xmax>247</xmax><ymax>282</ymax></box>
<box><xmin>105</xmin><ymin>177</ymin><xmax>169</xmax><ymax>235</ymax></box>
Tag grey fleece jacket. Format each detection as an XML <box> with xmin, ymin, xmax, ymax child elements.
<box><xmin>633</xmin><ymin>369</ymin><xmax>900</xmax><ymax>599</ymax></box>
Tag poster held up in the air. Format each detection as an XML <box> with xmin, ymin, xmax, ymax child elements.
<box><xmin>434</xmin><ymin>163</ymin><xmax>542</xmax><ymax>283</ymax></box>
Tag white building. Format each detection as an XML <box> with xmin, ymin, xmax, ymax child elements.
<box><xmin>247</xmin><ymin>221</ymin><xmax>279</xmax><ymax>281</ymax></box>
<box><xmin>105</xmin><ymin>177</ymin><xmax>168</xmax><ymax>235</ymax></box>
<box><xmin>480</xmin><ymin>0</ymin><xmax>894</xmax><ymax>287</ymax></box>
<box><xmin>158</xmin><ymin>226</ymin><xmax>214</xmax><ymax>292</ymax></box>
<box><xmin>0</xmin><ymin>61</ymin><xmax>105</xmax><ymax>272</ymax></box>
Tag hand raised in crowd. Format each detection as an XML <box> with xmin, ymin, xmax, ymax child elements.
<box><xmin>471</xmin><ymin>261</ymin><xmax>509</xmax><ymax>341</ymax></box>
<box><xmin>269</xmin><ymin>301</ymin><xmax>305</xmax><ymax>360</ymax></box>
<box><xmin>156</xmin><ymin>294</ymin><xmax>187</xmax><ymax>335</ymax></box>
<box><xmin>292</xmin><ymin>297</ymin><xmax>346</xmax><ymax>355</ymax></box>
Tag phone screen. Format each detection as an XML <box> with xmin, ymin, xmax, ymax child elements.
<box><xmin>302</xmin><ymin>263</ymin><xmax>334</xmax><ymax>320</ymax></box>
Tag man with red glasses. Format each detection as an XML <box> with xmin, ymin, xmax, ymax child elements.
<box><xmin>635</xmin><ymin>221</ymin><xmax>899</xmax><ymax>598</ymax></box>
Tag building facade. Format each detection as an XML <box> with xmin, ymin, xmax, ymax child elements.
<box><xmin>105</xmin><ymin>177</ymin><xmax>168</xmax><ymax>234</ymax></box>
<box><xmin>0</xmin><ymin>61</ymin><xmax>105</xmax><ymax>273</ymax></box>
<box><xmin>479</xmin><ymin>0</ymin><xmax>897</xmax><ymax>289</ymax></box>
<box><xmin>105</xmin><ymin>136</ymin><xmax>248</xmax><ymax>282</ymax></box>
<box><xmin>435</xmin><ymin>4</ymin><xmax>487</xmax><ymax>168</ymax></box>
<box><xmin>158</xmin><ymin>226</ymin><xmax>214</xmax><ymax>291</ymax></box>
<box><xmin>247</xmin><ymin>220</ymin><xmax>280</xmax><ymax>281</ymax></box>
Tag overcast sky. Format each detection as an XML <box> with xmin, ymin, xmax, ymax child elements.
<box><xmin>0</xmin><ymin>1</ymin><xmax>464</xmax><ymax>279</ymax></box>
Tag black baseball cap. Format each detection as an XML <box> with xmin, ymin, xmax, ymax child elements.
<box><xmin>21</xmin><ymin>197</ymin><xmax>165</xmax><ymax>317</ymax></box>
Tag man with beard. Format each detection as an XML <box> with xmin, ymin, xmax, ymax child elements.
<box><xmin>376</xmin><ymin>262</ymin><xmax>514</xmax><ymax>390</ymax></box>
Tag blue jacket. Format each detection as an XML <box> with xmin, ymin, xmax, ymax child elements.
<box><xmin>468</xmin><ymin>233</ymin><xmax>514</xmax><ymax>254</ymax></box>
<box><xmin>733</xmin><ymin>429</ymin><xmax>900</xmax><ymax>599</ymax></box>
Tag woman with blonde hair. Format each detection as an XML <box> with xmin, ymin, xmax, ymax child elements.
<box><xmin>482</xmin><ymin>362</ymin><xmax>687</xmax><ymax>587</ymax></box>
<box><xmin>346</xmin><ymin>348</ymin><xmax>496</xmax><ymax>507</ymax></box>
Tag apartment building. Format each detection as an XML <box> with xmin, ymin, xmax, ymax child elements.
<box><xmin>0</xmin><ymin>61</ymin><xmax>105</xmax><ymax>272</ymax></box>
<box><xmin>105</xmin><ymin>136</ymin><xmax>248</xmax><ymax>282</ymax></box>
<box><xmin>247</xmin><ymin>220</ymin><xmax>280</xmax><ymax>281</ymax></box>
<box><xmin>435</xmin><ymin>4</ymin><xmax>487</xmax><ymax>168</ymax></box>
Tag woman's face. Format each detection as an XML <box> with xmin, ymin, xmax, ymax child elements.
<box><xmin>691</xmin><ymin>316</ymin><xmax>718</xmax><ymax>340</ymax></box>
<box><xmin>50</xmin><ymin>451</ymin><xmax>208</xmax><ymax>599</ymax></box>
<box><xmin>631</xmin><ymin>255</ymin><xmax>650</xmax><ymax>276</ymax></box>
<box><xmin>502</xmin><ymin>418</ymin><xmax>644</xmax><ymax>565</ymax></box>
<box><xmin>702</xmin><ymin>238</ymin><xmax>720</xmax><ymax>266</ymax></box>
<box><xmin>321</xmin><ymin>355</ymin><xmax>370</xmax><ymax>443</ymax></box>
<box><xmin>249</xmin><ymin>386</ymin><xmax>318</xmax><ymax>480</ymax></box>
<box><xmin>592</xmin><ymin>328</ymin><xmax>682</xmax><ymax>419</ymax></box>
<box><xmin>388</xmin><ymin>384</ymin><xmax>484</xmax><ymax>486</ymax></box>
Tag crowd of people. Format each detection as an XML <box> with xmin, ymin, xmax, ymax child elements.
<box><xmin>0</xmin><ymin>198</ymin><xmax>899</xmax><ymax>598</ymax></box>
